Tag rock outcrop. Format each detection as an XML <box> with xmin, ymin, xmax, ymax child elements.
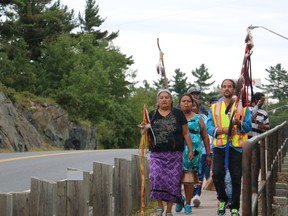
<box><xmin>0</xmin><ymin>92</ymin><xmax>97</xmax><ymax>152</ymax></box>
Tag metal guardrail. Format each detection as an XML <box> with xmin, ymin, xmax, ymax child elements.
<box><xmin>242</xmin><ymin>121</ymin><xmax>288</xmax><ymax>216</ymax></box>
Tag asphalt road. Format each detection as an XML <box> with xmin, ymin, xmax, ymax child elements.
<box><xmin>0</xmin><ymin>149</ymin><xmax>139</xmax><ymax>193</ymax></box>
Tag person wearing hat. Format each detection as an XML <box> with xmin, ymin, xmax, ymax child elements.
<box><xmin>148</xmin><ymin>89</ymin><xmax>194</xmax><ymax>216</ymax></box>
<box><xmin>187</xmin><ymin>85</ymin><xmax>208</xmax><ymax>116</ymax></box>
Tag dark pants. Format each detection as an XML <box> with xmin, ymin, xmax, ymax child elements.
<box><xmin>194</xmin><ymin>153</ymin><xmax>211</xmax><ymax>196</ymax></box>
<box><xmin>212</xmin><ymin>147</ymin><xmax>242</xmax><ymax>210</ymax></box>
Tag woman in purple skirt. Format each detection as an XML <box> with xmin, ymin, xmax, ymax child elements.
<box><xmin>148</xmin><ymin>89</ymin><xmax>194</xmax><ymax>216</ymax></box>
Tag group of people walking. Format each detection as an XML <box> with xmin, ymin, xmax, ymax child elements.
<box><xmin>145</xmin><ymin>78</ymin><xmax>270</xmax><ymax>216</ymax></box>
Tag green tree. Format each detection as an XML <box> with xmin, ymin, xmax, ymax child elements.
<box><xmin>126</xmin><ymin>86</ymin><xmax>158</xmax><ymax>148</ymax></box>
<box><xmin>0</xmin><ymin>0</ymin><xmax>164</xmax><ymax>150</ymax></box>
<box><xmin>129</xmin><ymin>86</ymin><xmax>157</xmax><ymax>122</ymax></box>
<box><xmin>0</xmin><ymin>0</ymin><xmax>77</xmax><ymax>92</ymax></box>
<box><xmin>171</xmin><ymin>68</ymin><xmax>189</xmax><ymax>97</ymax></box>
<box><xmin>267</xmin><ymin>99</ymin><xmax>288</xmax><ymax>127</ymax></box>
<box><xmin>190</xmin><ymin>64</ymin><xmax>216</xmax><ymax>102</ymax></box>
<box><xmin>78</xmin><ymin>0</ymin><xmax>118</xmax><ymax>45</ymax></box>
<box><xmin>190</xmin><ymin>64</ymin><xmax>215</xmax><ymax>92</ymax></box>
<box><xmin>35</xmin><ymin>33</ymin><xmax>78</xmax><ymax>95</ymax></box>
<box><xmin>152</xmin><ymin>77</ymin><xmax>171</xmax><ymax>90</ymax></box>
<box><xmin>262</xmin><ymin>64</ymin><xmax>288</xmax><ymax>101</ymax></box>
<box><xmin>0</xmin><ymin>36</ymin><xmax>37</xmax><ymax>92</ymax></box>
<box><xmin>0</xmin><ymin>0</ymin><xmax>77</xmax><ymax>60</ymax></box>
<box><xmin>52</xmin><ymin>33</ymin><xmax>135</xmax><ymax>148</ymax></box>
<box><xmin>79</xmin><ymin>0</ymin><xmax>103</xmax><ymax>32</ymax></box>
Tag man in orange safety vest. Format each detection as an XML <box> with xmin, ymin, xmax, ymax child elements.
<box><xmin>206</xmin><ymin>79</ymin><xmax>252</xmax><ymax>216</ymax></box>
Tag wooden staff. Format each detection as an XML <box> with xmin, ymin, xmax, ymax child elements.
<box><xmin>138</xmin><ymin>104</ymin><xmax>150</xmax><ymax>216</ymax></box>
<box><xmin>156</xmin><ymin>38</ymin><xmax>168</xmax><ymax>89</ymax></box>
<box><xmin>139</xmin><ymin>133</ymin><xmax>146</xmax><ymax>215</ymax></box>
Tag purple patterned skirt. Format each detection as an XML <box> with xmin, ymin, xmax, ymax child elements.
<box><xmin>150</xmin><ymin>151</ymin><xmax>183</xmax><ymax>203</ymax></box>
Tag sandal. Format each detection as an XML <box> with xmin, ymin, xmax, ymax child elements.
<box><xmin>166</xmin><ymin>213</ymin><xmax>173</xmax><ymax>216</ymax></box>
<box><xmin>156</xmin><ymin>208</ymin><xmax>164</xmax><ymax>216</ymax></box>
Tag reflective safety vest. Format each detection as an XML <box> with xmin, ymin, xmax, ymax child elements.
<box><xmin>211</xmin><ymin>100</ymin><xmax>248</xmax><ymax>148</ymax></box>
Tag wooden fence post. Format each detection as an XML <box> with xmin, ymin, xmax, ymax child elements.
<box><xmin>11</xmin><ymin>191</ymin><xmax>30</xmax><ymax>216</ymax></box>
<box><xmin>66</xmin><ymin>168</ymin><xmax>89</xmax><ymax>216</ymax></box>
<box><xmin>83</xmin><ymin>171</ymin><xmax>93</xmax><ymax>208</ymax></box>
<box><xmin>86</xmin><ymin>171</ymin><xmax>93</xmax><ymax>206</ymax></box>
<box><xmin>0</xmin><ymin>193</ymin><xmax>12</xmax><ymax>216</ymax></box>
<box><xmin>114</xmin><ymin>158</ymin><xmax>132</xmax><ymax>216</ymax></box>
<box><xmin>29</xmin><ymin>177</ymin><xmax>57</xmax><ymax>216</ymax></box>
<box><xmin>56</xmin><ymin>180</ymin><xmax>67</xmax><ymax>216</ymax></box>
<box><xmin>93</xmin><ymin>162</ymin><xmax>113</xmax><ymax>216</ymax></box>
<box><xmin>131</xmin><ymin>155</ymin><xmax>141</xmax><ymax>211</ymax></box>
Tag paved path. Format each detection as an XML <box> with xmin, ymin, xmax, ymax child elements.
<box><xmin>149</xmin><ymin>189</ymin><xmax>220</xmax><ymax>216</ymax></box>
<box><xmin>171</xmin><ymin>189</ymin><xmax>219</xmax><ymax>216</ymax></box>
<box><xmin>149</xmin><ymin>178</ymin><xmax>244</xmax><ymax>216</ymax></box>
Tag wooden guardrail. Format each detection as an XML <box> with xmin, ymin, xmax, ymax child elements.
<box><xmin>0</xmin><ymin>154</ymin><xmax>150</xmax><ymax>216</ymax></box>
<box><xmin>242</xmin><ymin>121</ymin><xmax>288</xmax><ymax>216</ymax></box>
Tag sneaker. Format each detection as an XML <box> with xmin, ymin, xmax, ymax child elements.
<box><xmin>231</xmin><ymin>209</ymin><xmax>240</xmax><ymax>216</ymax></box>
<box><xmin>217</xmin><ymin>201</ymin><xmax>226</xmax><ymax>215</ymax></box>
<box><xmin>192</xmin><ymin>194</ymin><xmax>201</xmax><ymax>207</ymax></box>
<box><xmin>175</xmin><ymin>195</ymin><xmax>185</xmax><ymax>212</ymax></box>
<box><xmin>184</xmin><ymin>204</ymin><xmax>192</xmax><ymax>215</ymax></box>
<box><xmin>155</xmin><ymin>208</ymin><xmax>164</xmax><ymax>216</ymax></box>
<box><xmin>175</xmin><ymin>202</ymin><xmax>183</xmax><ymax>213</ymax></box>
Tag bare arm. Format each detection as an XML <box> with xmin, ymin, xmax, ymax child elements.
<box><xmin>182</xmin><ymin>124</ymin><xmax>194</xmax><ymax>160</ymax></box>
<box><xmin>199</xmin><ymin>117</ymin><xmax>212</xmax><ymax>166</ymax></box>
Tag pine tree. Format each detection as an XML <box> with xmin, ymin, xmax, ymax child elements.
<box><xmin>261</xmin><ymin>64</ymin><xmax>288</xmax><ymax>101</ymax></box>
<box><xmin>191</xmin><ymin>64</ymin><xmax>215</xmax><ymax>92</ymax></box>
<box><xmin>152</xmin><ymin>78</ymin><xmax>171</xmax><ymax>90</ymax></box>
<box><xmin>190</xmin><ymin>64</ymin><xmax>216</xmax><ymax>102</ymax></box>
<box><xmin>0</xmin><ymin>0</ymin><xmax>77</xmax><ymax>60</ymax></box>
<box><xmin>171</xmin><ymin>68</ymin><xmax>189</xmax><ymax>97</ymax></box>
<box><xmin>0</xmin><ymin>0</ymin><xmax>78</xmax><ymax>92</ymax></box>
<box><xmin>78</xmin><ymin>0</ymin><xmax>118</xmax><ymax>44</ymax></box>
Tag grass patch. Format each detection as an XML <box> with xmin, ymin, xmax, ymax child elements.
<box><xmin>69</xmin><ymin>116</ymin><xmax>92</xmax><ymax>127</ymax></box>
<box><xmin>29</xmin><ymin>143</ymin><xmax>63</xmax><ymax>152</ymax></box>
<box><xmin>131</xmin><ymin>201</ymin><xmax>159</xmax><ymax>216</ymax></box>
<box><xmin>0</xmin><ymin>149</ymin><xmax>14</xmax><ymax>153</ymax></box>
<box><xmin>1</xmin><ymin>85</ymin><xmax>56</xmax><ymax>109</ymax></box>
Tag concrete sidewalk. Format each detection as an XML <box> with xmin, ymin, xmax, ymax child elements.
<box><xmin>172</xmin><ymin>189</ymin><xmax>219</xmax><ymax>216</ymax></box>
<box><xmin>149</xmin><ymin>189</ymin><xmax>243</xmax><ymax>215</ymax></box>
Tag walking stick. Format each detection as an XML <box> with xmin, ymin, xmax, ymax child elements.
<box><xmin>139</xmin><ymin>131</ymin><xmax>146</xmax><ymax>216</ymax></box>
<box><xmin>138</xmin><ymin>105</ymin><xmax>154</xmax><ymax>216</ymax></box>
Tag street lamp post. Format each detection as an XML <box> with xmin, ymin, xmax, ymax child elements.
<box><xmin>248</xmin><ymin>25</ymin><xmax>288</xmax><ymax>41</ymax></box>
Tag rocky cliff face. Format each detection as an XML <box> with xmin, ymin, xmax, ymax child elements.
<box><xmin>0</xmin><ymin>92</ymin><xmax>97</xmax><ymax>152</ymax></box>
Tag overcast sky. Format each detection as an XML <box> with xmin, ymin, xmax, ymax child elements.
<box><xmin>61</xmin><ymin>0</ymin><xmax>288</xmax><ymax>87</ymax></box>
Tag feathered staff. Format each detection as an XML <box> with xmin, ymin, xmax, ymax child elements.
<box><xmin>226</xmin><ymin>26</ymin><xmax>254</xmax><ymax>113</ymax></box>
<box><xmin>156</xmin><ymin>38</ymin><xmax>168</xmax><ymax>88</ymax></box>
<box><xmin>224</xmin><ymin>25</ymin><xmax>288</xmax><ymax>168</ymax></box>
<box><xmin>137</xmin><ymin>105</ymin><xmax>156</xmax><ymax>215</ymax></box>
<box><xmin>226</xmin><ymin>26</ymin><xmax>254</xmax><ymax>128</ymax></box>
<box><xmin>224</xmin><ymin>26</ymin><xmax>254</xmax><ymax>169</ymax></box>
